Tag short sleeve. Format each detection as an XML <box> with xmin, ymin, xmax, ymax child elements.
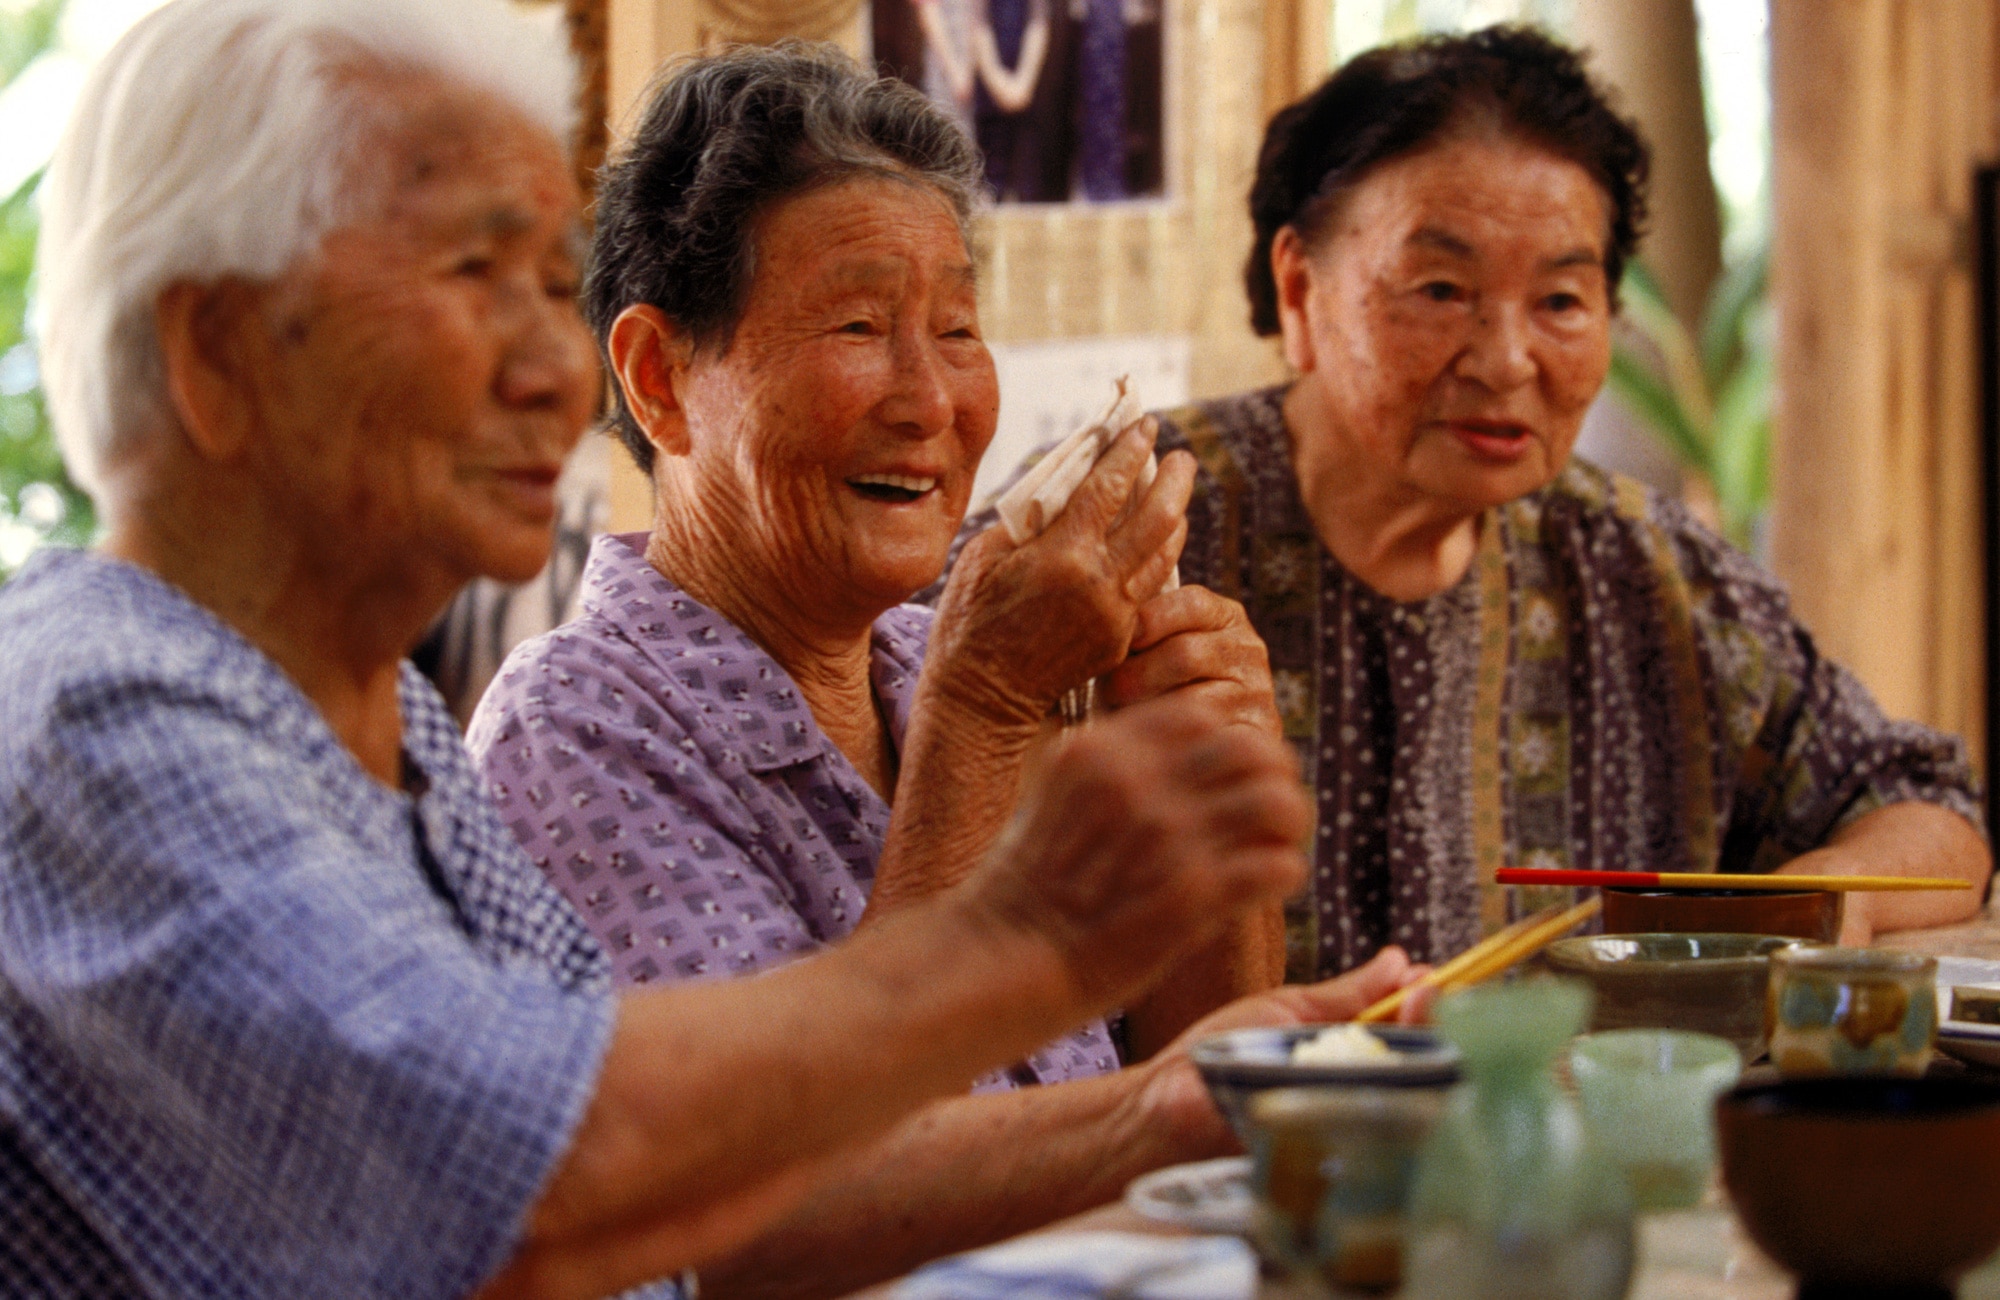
<box><xmin>2</xmin><ymin>680</ymin><xmax>615</xmax><ymax>1299</ymax></box>
<box><xmin>1677</xmin><ymin>521</ymin><xmax>1987</xmax><ymax>869</ymax></box>
<box><xmin>469</xmin><ymin>635</ymin><xmax>828</xmax><ymax>987</ymax></box>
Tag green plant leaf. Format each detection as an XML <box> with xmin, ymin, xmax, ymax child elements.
<box><xmin>1606</xmin><ymin>346</ymin><xmax>1712</xmax><ymax>472</ymax></box>
<box><xmin>1710</xmin><ymin>346</ymin><xmax>1774</xmax><ymax>546</ymax></box>
<box><xmin>1616</xmin><ymin>259</ymin><xmax>1712</xmax><ymax>426</ymax></box>
<box><xmin>1700</xmin><ymin>242</ymin><xmax>1770</xmax><ymax>391</ymax></box>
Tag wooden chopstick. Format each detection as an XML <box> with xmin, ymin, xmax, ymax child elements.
<box><xmin>1492</xmin><ymin>868</ymin><xmax>1971</xmax><ymax>893</ymax></box>
<box><xmin>1354</xmin><ymin>899</ymin><xmax>1591</xmax><ymax>1024</ymax></box>
<box><xmin>1435</xmin><ymin>896</ymin><xmax>1603</xmax><ymax>992</ymax></box>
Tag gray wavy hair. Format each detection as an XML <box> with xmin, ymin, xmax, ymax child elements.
<box><xmin>36</xmin><ymin>0</ymin><xmax>576</xmax><ymax>500</ymax></box>
<box><xmin>583</xmin><ymin>42</ymin><xmax>986</xmax><ymax>475</ymax></box>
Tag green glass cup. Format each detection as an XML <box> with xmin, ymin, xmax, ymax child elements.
<box><xmin>1569</xmin><ymin>1029</ymin><xmax>1742</xmax><ymax>1211</ymax></box>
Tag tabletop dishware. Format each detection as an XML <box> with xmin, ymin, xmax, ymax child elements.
<box><xmin>1767</xmin><ymin>946</ymin><xmax>1937</xmax><ymax>1077</ymax></box>
<box><xmin>1568</xmin><ymin>1029</ymin><xmax>1740</xmax><ymax>1210</ymax></box>
<box><xmin>1189</xmin><ymin>1024</ymin><xmax>1459</xmax><ymax>1145</ymax></box>
<box><xmin>1717</xmin><ymin>1077</ymin><xmax>2000</xmax><ymax>1297</ymax></box>
<box><xmin>1937</xmin><ymin>955</ymin><xmax>2000</xmax><ymax>1069</ymax></box>
<box><xmin>1123</xmin><ymin>1156</ymin><xmax>1254</xmax><ymax>1234</ymax></box>
<box><xmin>1404</xmin><ymin>980</ymin><xmax>1634</xmax><ymax>1300</ymax></box>
<box><xmin>1599</xmin><ymin>887</ymin><xmax>1842</xmax><ymax>942</ymax></box>
<box><xmin>1246</xmin><ymin>1086</ymin><xmax>1444</xmax><ymax>1292</ymax></box>
<box><xmin>1543</xmin><ymin>932</ymin><xmax>1817</xmax><ymax>1061</ymax></box>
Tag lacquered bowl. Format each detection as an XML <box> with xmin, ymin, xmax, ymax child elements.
<box><xmin>1718</xmin><ymin>1078</ymin><xmax>2000</xmax><ymax>1297</ymax></box>
<box><xmin>1189</xmin><ymin>1025</ymin><xmax>1459</xmax><ymax>1145</ymax></box>
<box><xmin>1543</xmin><ymin>933</ymin><xmax>1821</xmax><ymax>1061</ymax></box>
<box><xmin>1601</xmin><ymin>887</ymin><xmax>1843</xmax><ymax>943</ymax></box>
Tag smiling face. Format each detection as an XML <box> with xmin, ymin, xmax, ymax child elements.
<box><xmin>237</xmin><ymin>71</ymin><xmax>598</xmax><ymax>589</ymax></box>
<box><xmin>1280</xmin><ymin>131</ymin><xmax>1614</xmax><ymax>515</ymax></box>
<box><xmin>665</xmin><ymin>175</ymin><xmax>998</xmax><ymax>623</ymax></box>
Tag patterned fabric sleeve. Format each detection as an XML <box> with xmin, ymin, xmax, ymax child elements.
<box><xmin>468</xmin><ymin>632</ymin><xmax>830</xmax><ymax>988</ymax></box>
<box><xmin>4</xmin><ymin>678</ymin><xmax>614</xmax><ymax>1300</ymax></box>
<box><xmin>1664</xmin><ymin>503</ymin><xmax>1986</xmax><ymax>871</ymax></box>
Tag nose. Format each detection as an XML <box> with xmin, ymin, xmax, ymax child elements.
<box><xmin>497</xmin><ymin>285</ymin><xmax>600</xmax><ymax>419</ymax></box>
<box><xmin>1454</xmin><ymin>302</ymin><xmax>1537</xmax><ymax>393</ymax></box>
<box><xmin>876</xmin><ymin>321</ymin><xmax>956</xmax><ymax>440</ymax></box>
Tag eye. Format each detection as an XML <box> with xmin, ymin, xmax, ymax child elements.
<box><xmin>941</xmin><ymin>325</ymin><xmax>978</xmax><ymax>340</ymax></box>
<box><xmin>1544</xmin><ymin>291</ymin><xmax>1585</xmax><ymax>312</ymax></box>
<box><xmin>455</xmin><ymin>255</ymin><xmax>496</xmax><ymax>278</ymax></box>
<box><xmin>838</xmin><ymin>320</ymin><xmax>875</xmax><ymax>336</ymax></box>
<box><xmin>1420</xmin><ymin>280</ymin><xmax>1464</xmax><ymax>304</ymax></box>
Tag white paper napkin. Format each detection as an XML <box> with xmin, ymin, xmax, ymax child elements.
<box><xmin>993</xmin><ymin>374</ymin><xmax>1179</xmax><ymax>590</ymax></box>
<box><xmin>894</xmin><ymin>1231</ymin><xmax>1257</xmax><ymax>1300</ymax></box>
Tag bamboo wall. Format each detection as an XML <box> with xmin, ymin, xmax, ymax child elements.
<box><xmin>1769</xmin><ymin>0</ymin><xmax>1997</xmax><ymax>768</ymax></box>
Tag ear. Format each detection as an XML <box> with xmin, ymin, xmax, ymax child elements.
<box><xmin>607</xmin><ymin>304</ymin><xmax>695</xmax><ymax>460</ymax></box>
<box><xmin>154</xmin><ymin>280</ymin><xmax>261</xmax><ymax>462</ymax></box>
<box><xmin>1271</xmin><ymin>226</ymin><xmax>1320</xmax><ymax>375</ymax></box>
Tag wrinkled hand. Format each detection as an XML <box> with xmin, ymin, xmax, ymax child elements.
<box><xmin>1101</xmin><ymin>586</ymin><xmax>1280</xmax><ymax>736</ymax></box>
<box><xmin>960</xmin><ymin>696</ymin><xmax>1309</xmax><ymax>1015</ymax></box>
<box><xmin>1129</xmin><ymin>947</ymin><xmax>1433</xmax><ymax>1158</ymax></box>
<box><xmin>923</xmin><ymin>421</ymin><xmax>1194</xmax><ymax>729</ymax></box>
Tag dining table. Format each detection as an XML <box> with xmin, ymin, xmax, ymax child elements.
<box><xmin>847</xmin><ymin>901</ymin><xmax>2000</xmax><ymax>1299</ymax></box>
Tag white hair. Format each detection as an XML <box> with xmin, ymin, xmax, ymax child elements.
<box><xmin>35</xmin><ymin>0</ymin><xmax>577</xmax><ymax>499</ymax></box>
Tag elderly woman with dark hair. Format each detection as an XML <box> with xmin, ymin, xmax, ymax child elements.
<box><xmin>0</xmin><ymin>2</ymin><xmax>1371</xmax><ymax>1295</ymax></box>
<box><xmin>467</xmin><ymin>41</ymin><xmax>1429</xmax><ymax>1296</ymax></box>
<box><xmin>1092</xmin><ymin>26</ymin><xmax>1986</xmax><ymax>971</ymax></box>
<box><xmin>471</xmin><ymin>43</ymin><xmax>1291</xmax><ymax>1067</ymax></box>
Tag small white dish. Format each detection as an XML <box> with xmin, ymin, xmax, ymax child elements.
<box><xmin>1124</xmin><ymin>1156</ymin><xmax>1254</xmax><ymax>1234</ymax></box>
<box><xmin>1934</xmin><ymin>956</ymin><xmax>2000</xmax><ymax>1069</ymax></box>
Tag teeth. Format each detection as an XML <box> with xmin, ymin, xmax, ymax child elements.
<box><xmin>850</xmin><ymin>474</ymin><xmax>937</xmax><ymax>493</ymax></box>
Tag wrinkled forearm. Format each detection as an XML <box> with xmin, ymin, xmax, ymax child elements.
<box><xmin>865</xmin><ymin>695</ymin><xmax>1045</xmax><ymax>919</ymax></box>
<box><xmin>697</xmin><ymin>1062</ymin><xmax>1203</xmax><ymax>1300</ymax></box>
<box><xmin>494</xmin><ymin>893</ymin><xmax>1087</xmax><ymax>1297</ymax></box>
<box><xmin>1780</xmin><ymin>800</ymin><xmax>1992</xmax><ymax>940</ymax></box>
<box><xmin>1122</xmin><ymin>900</ymin><xmax>1285</xmax><ymax>1061</ymax></box>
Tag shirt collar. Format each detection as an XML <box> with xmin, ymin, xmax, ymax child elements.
<box><xmin>577</xmin><ymin>532</ymin><xmax>931</xmax><ymax>775</ymax></box>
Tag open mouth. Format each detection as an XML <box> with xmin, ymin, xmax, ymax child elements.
<box><xmin>847</xmin><ymin>473</ymin><xmax>938</xmax><ymax>504</ymax></box>
<box><xmin>1448</xmin><ymin>422</ymin><xmax>1533</xmax><ymax>457</ymax></box>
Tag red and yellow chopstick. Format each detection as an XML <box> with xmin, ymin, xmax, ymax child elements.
<box><xmin>1492</xmin><ymin>868</ymin><xmax>1971</xmax><ymax>893</ymax></box>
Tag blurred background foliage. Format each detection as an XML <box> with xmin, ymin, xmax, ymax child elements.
<box><xmin>1608</xmin><ymin>247</ymin><xmax>1772</xmax><ymax>550</ymax></box>
<box><xmin>0</xmin><ymin>0</ymin><xmax>91</xmax><ymax>579</ymax></box>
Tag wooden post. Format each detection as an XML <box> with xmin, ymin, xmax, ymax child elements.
<box><xmin>1768</xmin><ymin>0</ymin><xmax>1994</xmax><ymax>763</ymax></box>
<box><xmin>1568</xmin><ymin>0</ymin><xmax>1723</xmax><ymax>331</ymax></box>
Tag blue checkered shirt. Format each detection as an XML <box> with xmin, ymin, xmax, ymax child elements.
<box><xmin>0</xmin><ymin>550</ymin><xmax>623</xmax><ymax>1297</ymax></box>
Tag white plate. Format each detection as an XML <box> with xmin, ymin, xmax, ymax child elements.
<box><xmin>1124</xmin><ymin>1156</ymin><xmax>1254</xmax><ymax>1234</ymax></box>
<box><xmin>1935</xmin><ymin>956</ymin><xmax>2000</xmax><ymax>1069</ymax></box>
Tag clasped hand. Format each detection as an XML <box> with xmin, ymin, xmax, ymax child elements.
<box><xmin>927</xmin><ymin>419</ymin><xmax>1280</xmax><ymax>736</ymax></box>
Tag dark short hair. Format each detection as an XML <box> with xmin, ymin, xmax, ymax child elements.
<box><xmin>584</xmin><ymin>42</ymin><xmax>985</xmax><ymax>473</ymax></box>
<box><xmin>1245</xmin><ymin>25</ymin><xmax>1650</xmax><ymax>336</ymax></box>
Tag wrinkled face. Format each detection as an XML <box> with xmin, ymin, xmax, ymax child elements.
<box><xmin>1285</xmin><ymin>132</ymin><xmax>1614</xmax><ymax>512</ymax></box>
<box><xmin>240</xmin><ymin>74</ymin><xmax>597</xmax><ymax>588</ymax></box>
<box><xmin>673</xmin><ymin>175</ymin><xmax>998</xmax><ymax>617</ymax></box>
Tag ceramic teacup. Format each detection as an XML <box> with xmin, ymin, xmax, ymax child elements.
<box><xmin>1766</xmin><ymin>946</ymin><xmax>1937</xmax><ymax>1078</ymax></box>
<box><xmin>1568</xmin><ymin>1029</ymin><xmax>1741</xmax><ymax>1210</ymax></box>
<box><xmin>1246</xmin><ymin>1085</ymin><xmax>1445</xmax><ymax>1292</ymax></box>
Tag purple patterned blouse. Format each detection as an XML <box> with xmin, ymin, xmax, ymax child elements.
<box><xmin>467</xmin><ymin>532</ymin><xmax>1120</xmax><ymax>1089</ymax></box>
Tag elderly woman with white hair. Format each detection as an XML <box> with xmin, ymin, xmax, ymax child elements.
<box><xmin>0</xmin><ymin>1</ymin><xmax>1399</xmax><ymax>1295</ymax></box>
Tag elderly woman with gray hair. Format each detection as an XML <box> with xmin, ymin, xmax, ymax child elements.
<box><xmin>0</xmin><ymin>2</ymin><xmax>1398</xmax><ymax>1296</ymax></box>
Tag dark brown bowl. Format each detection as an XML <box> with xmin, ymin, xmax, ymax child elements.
<box><xmin>1602</xmin><ymin>887</ymin><xmax>1843</xmax><ymax>942</ymax></box>
<box><xmin>1717</xmin><ymin>1078</ymin><xmax>2000</xmax><ymax>1295</ymax></box>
